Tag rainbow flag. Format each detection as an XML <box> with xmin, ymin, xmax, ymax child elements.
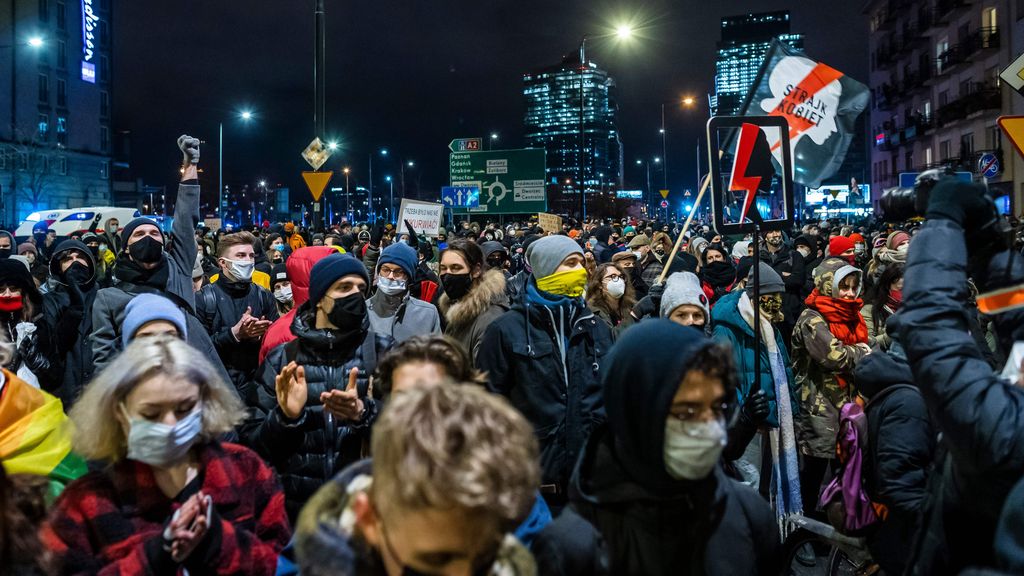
<box><xmin>0</xmin><ymin>370</ymin><xmax>86</xmax><ymax>497</ymax></box>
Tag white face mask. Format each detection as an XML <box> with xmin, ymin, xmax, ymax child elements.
<box><xmin>631</xmin><ymin>250</ymin><xmax>643</xmax><ymax>259</ymax></box>
<box><xmin>663</xmin><ymin>417</ymin><xmax>727</xmax><ymax>480</ymax></box>
<box><xmin>606</xmin><ymin>278</ymin><xmax>626</xmax><ymax>299</ymax></box>
<box><xmin>274</xmin><ymin>285</ymin><xmax>293</xmax><ymax>303</ymax></box>
<box><xmin>123</xmin><ymin>405</ymin><xmax>203</xmax><ymax>467</ymax></box>
<box><xmin>796</xmin><ymin>246</ymin><xmax>811</xmax><ymax>259</ymax></box>
<box><xmin>377</xmin><ymin>277</ymin><xmax>407</xmax><ymax>296</ymax></box>
<box><xmin>224</xmin><ymin>258</ymin><xmax>255</xmax><ymax>281</ymax></box>
<box><xmin>896</xmin><ymin>243</ymin><xmax>909</xmax><ymax>255</ymax></box>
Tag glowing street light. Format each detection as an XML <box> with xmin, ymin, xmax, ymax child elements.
<box><xmin>259</xmin><ymin>180</ymin><xmax>266</xmax><ymax>187</ymax></box>
<box><xmin>682</xmin><ymin>96</ymin><xmax>697</xmax><ymax>106</ymax></box>
<box><xmin>27</xmin><ymin>36</ymin><xmax>44</xmax><ymax>48</ymax></box>
<box><xmin>615</xmin><ymin>25</ymin><xmax>633</xmax><ymax>40</ymax></box>
<box><xmin>240</xmin><ymin>110</ymin><xmax>253</xmax><ymax>121</ymax></box>
<box><xmin>327</xmin><ymin>141</ymin><xmax>339</xmax><ymax>151</ymax></box>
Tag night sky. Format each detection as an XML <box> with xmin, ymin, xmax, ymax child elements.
<box><xmin>112</xmin><ymin>0</ymin><xmax>868</xmax><ymax>212</ymax></box>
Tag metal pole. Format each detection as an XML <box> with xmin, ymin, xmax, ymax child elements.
<box><xmin>368</xmin><ymin>154</ymin><xmax>374</xmax><ymax>221</ymax></box>
<box><xmin>313</xmin><ymin>0</ymin><xmax>326</xmax><ymax>231</ymax></box>
<box><xmin>389</xmin><ymin>179</ymin><xmax>394</xmax><ymax>223</ymax></box>
<box><xmin>661</xmin><ymin>103</ymin><xmax>668</xmax><ymax>190</ymax></box>
<box><xmin>345</xmin><ymin>171</ymin><xmax>350</xmax><ymax>221</ymax></box>
<box><xmin>752</xmin><ymin>224</ymin><xmax>762</xmax><ymax>395</ymax></box>
<box><xmin>8</xmin><ymin>0</ymin><xmax>16</xmax><ymax>228</ymax></box>
<box><xmin>645</xmin><ymin>162</ymin><xmax>652</xmax><ymax>217</ymax></box>
<box><xmin>218</xmin><ymin>121</ymin><xmax>223</xmax><ymax>221</ymax></box>
<box><xmin>579</xmin><ymin>36</ymin><xmax>587</xmax><ymax>222</ymax></box>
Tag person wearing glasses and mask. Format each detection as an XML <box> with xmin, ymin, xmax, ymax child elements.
<box><xmin>196</xmin><ymin>231</ymin><xmax>278</xmax><ymax>393</ymax></box>
<box><xmin>366</xmin><ymin>243</ymin><xmax>440</xmax><ymax>343</ymax></box>
<box><xmin>533</xmin><ymin>320</ymin><xmax>779</xmax><ymax>575</ymax></box>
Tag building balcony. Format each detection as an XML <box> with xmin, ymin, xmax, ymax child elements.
<box><xmin>934</xmin><ymin>44</ymin><xmax>969</xmax><ymax>77</ymax></box>
<box><xmin>901</xmin><ymin>65</ymin><xmax>933</xmax><ymax>94</ymax></box>
<box><xmin>935</xmin><ymin>83</ymin><xmax>1000</xmax><ymax>127</ymax></box>
<box><xmin>874</xmin><ymin>37</ymin><xmax>903</xmax><ymax>70</ymax></box>
<box><xmin>935</xmin><ymin>0</ymin><xmax>973</xmax><ymax>21</ymax></box>
<box><xmin>875</xmin><ymin>82</ymin><xmax>899</xmax><ymax>110</ymax></box>
<box><xmin>963</xmin><ymin>27</ymin><xmax>1000</xmax><ymax>57</ymax></box>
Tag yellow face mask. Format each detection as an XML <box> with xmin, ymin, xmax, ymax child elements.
<box><xmin>536</xmin><ymin>267</ymin><xmax>588</xmax><ymax>298</ymax></box>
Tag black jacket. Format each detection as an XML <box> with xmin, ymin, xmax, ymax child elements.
<box><xmin>854</xmin><ymin>347</ymin><xmax>935</xmax><ymax>576</ymax></box>
<box><xmin>759</xmin><ymin>244</ymin><xmax>806</xmax><ymax>327</ymax></box>
<box><xmin>196</xmin><ymin>277</ymin><xmax>278</xmax><ymax>390</ymax></box>
<box><xmin>477</xmin><ymin>286</ymin><xmax>612</xmax><ymax>489</ymax></box>
<box><xmin>243</xmin><ymin>305</ymin><xmax>392</xmax><ymax>520</ymax></box>
<box><xmin>897</xmin><ymin>220</ymin><xmax>1024</xmax><ymax>575</ymax></box>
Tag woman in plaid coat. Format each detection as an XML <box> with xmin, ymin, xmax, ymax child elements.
<box><xmin>42</xmin><ymin>335</ymin><xmax>291</xmax><ymax>575</ymax></box>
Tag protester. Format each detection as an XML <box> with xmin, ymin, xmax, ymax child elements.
<box><xmin>791</xmin><ymin>257</ymin><xmax>870</xmax><ymax>513</ymax></box>
<box><xmin>699</xmin><ymin>242</ymin><xmax>736</xmax><ymax>307</ymax></box>
<box><xmin>478</xmin><ymin>235</ymin><xmax>612</xmax><ymax>507</ymax></box>
<box><xmin>245</xmin><ymin>253</ymin><xmax>391</xmax><ymax>520</ymax></box>
<box><xmin>760</xmin><ymin>229</ymin><xmax>806</xmax><ymax>344</ymax></box>
<box><xmin>365</xmin><ymin>242</ymin><xmax>441</xmax><ymax>342</ymax></box>
<box><xmin>259</xmin><ymin>246</ymin><xmax>336</xmax><ymax>364</ymax></box>
<box><xmin>291</xmin><ymin>383</ymin><xmax>539</xmax><ymax>576</ymax></box>
<box><xmin>660</xmin><ymin>271</ymin><xmax>710</xmax><ymax>330</ymax></box>
<box><xmin>0</xmin><ymin>258</ymin><xmax>50</xmax><ymax>388</ymax></box>
<box><xmin>437</xmin><ymin>239</ymin><xmax>508</xmax><ymax>362</ymax></box>
<box><xmin>862</xmin><ymin>263</ymin><xmax>903</xmax><ymax>350</ymax></box>
<box><xmin>374</xmin><ymin>334</ymin><xmax>487</xmax><ymax>398</ymax></box>
<box><xmin>196</xmin><ymin>231</ymin><xmax>278</xmax><ymax>391</ymax></box>
<box><xmin>639</xmin><ymin>231</ymin><xmax>672</xmax><ymax>286</ymax></box>
<box><xmin>586</xmin><ymin>262</ymin><xmax>635</xmax><ymax>337</ymax></box>
<box><xmin>284</xmin><ymin>222</ymin><xmax>307</xmax><ymax>251</ymax></box>
<box><xmin>533</xmin><ymin>320</ymin><xmax>779</xmax><ymax>574</ymax></box>
<box><xmin>43</xmin><ymin>336</ymin><xmax>290</xmax><ymax>575</ymax></box>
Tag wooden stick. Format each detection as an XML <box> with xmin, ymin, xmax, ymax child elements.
<box><xmin>657</xmin><ymin>172</ymin><xmax>712</xmax><ymax>285</ymax></box>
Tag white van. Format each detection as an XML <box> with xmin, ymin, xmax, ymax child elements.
<box><xmin>16</xmin><ymin>207</ymin><xmax>142</xmax><ymax>240</ymax></box>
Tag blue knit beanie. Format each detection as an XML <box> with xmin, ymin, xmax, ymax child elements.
<box><xmin>309</xmin><ymin>253</ymin><xmax>369</xmax><ymax>306</ymax></box>
<box><xmin>377</xmin><ymin>242</ymin><xmax>417</xmax><ymax>279</ymax></box>
<box><xmin>122</xmin><ymin>293</ymin><xmax>187</xmax><ymax>346</ymax></box>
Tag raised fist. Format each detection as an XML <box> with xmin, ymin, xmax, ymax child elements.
<box><xmin>177</xmin><ymin>135</ymin><xmax>201</xmax><ymax>166</ymax></box>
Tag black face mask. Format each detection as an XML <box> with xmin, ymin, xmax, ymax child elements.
<box><xmin>325</xmin><ymin>292</ymin><xmax>366</xmax><ymax>329</ymax></box>
<box><xmin>63</xmin><ymin>262</ymin><xmax>92</xmax><ymax>285</ymax></box>
<box><xmin>128</xmin><ymin>236</ymin><xmax>164</xmax><ymax>264</ymax></box>
<box><xmin>0</xmin><ymin>248</ymin><xmax>10</xmax><ymax>259</ymax></box>
<box><xmin>440</xmin><ymin>273</ymin><xmax>473</xmax><ymax>301</ymax></box>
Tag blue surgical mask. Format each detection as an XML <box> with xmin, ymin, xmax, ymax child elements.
<box><xmin>378</xmin><ymin>277</ymin><xmax>407</xmax><ymax>296</ymax></box>
<box><xmin>122</xmin><ymin>405</ymin><xmax>203</xmax><ymax>467</ymax></box>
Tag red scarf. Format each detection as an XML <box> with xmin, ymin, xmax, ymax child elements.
<box><xmin>804</xmin><ymin>289</ymin><xmax>868</xmax><ymax>345</ymax></box>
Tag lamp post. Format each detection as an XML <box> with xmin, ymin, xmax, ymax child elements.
<box><xmin>489</xmin><ymin>132</ymin><xmax>499</xmax><ymax>151</ymax></box>
<box><xmin>385</xmin><ymin>175</ymin><xmax>394</xmax><ymax>222</ymax></box>
<box><xmin>219</xmin><ymin>110</ymin><xmax>254</xmax><ymax>222</ymax></box>
<box><xmin>343</xmin><ymin>167</ymin><xmax>350</xmax><ymax>222</ymax></box>
<box><xmin>636</xmin><ymin>159</ymin><xmax>652</xmax><ymax>216</ymax></box>
<box><xmin>368</xmin><ymin>148</ymin><xmax>388</xmax><ymax>221</ymax></box>
<box><xmin>3</xmin><ymin>25</ymin><xmax>46</xmax><ymax>227</ymax></box>
<box><xmin>401</xmin><ymin>160</ymin><xmax>415</xmax><ymax>201</ymax></box>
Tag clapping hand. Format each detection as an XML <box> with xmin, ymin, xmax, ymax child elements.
<box><xmin>232</xmin><ymin>306</ymin><xmax>272</xmax><ymax>341</ymax></box>
<box><xmin>275</xmin><ymin>362</ymin><xmax>308</xmax><ymax>420</ymax></box>
<box><xmin>166</xmin><ymin>491</ymin><xmax>211</xmax><ymax>563</ymax></box>
<box><xmin>320</xmin><ymin>367</ymin><xmax>365</xmax><ymax>422</ymax></box>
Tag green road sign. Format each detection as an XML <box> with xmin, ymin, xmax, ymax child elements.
<box><xmin>449</xmin><ymin>149</ymin><xmax>546</xmax><ymax>214</ymax></box>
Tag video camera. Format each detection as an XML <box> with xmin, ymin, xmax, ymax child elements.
<box><xmin>880</xmin><ymin>167</ymin><xmax>1008</xmax><ymax>222</ymax></box>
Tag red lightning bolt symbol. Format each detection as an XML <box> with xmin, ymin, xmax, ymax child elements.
<box><xmin>730</xmin><ymin>123</ymin><xmax>763</xmax><ymax>223</ymax></box>
<box><xmin>768</xmin><ymin>63</ymin><xmax>844</xmax><ymax>153</ymax></box>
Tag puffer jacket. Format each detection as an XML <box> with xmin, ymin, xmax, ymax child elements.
<box><xmin>791</xmin><ymin>257</ymin><xmax>869</xmax><ymax>459</ymax></box>
<box><xmin>439</xmin><ymin>269</ymin><xmax>509</xmax><ymax>362</ymax></box>
<box><xmin>712</xmin><ymin>290</ymin><xmax>797</xmax><ymax>428</ymax></box>
<box><xmin>259</xmin><ymin>247</ymin><xmax>337</xmax><ymax>365</ymax></box>
<box><xmin>196</xmin><ymin>277</ymin><xmax>278</xmax><ymax>393</ymax></box>
<box><xmin>244</xmin><ymin>305</ymin><xmax>392</xmax><ymax>521</ymax></box>
<box><xmin>897</xmin><ymin>220</ymin><xmax>1024</xmax><ymax>575</ymax></box>
<box><xmin>855</xmin><ymin>346</ymin><xmax>935</xmax><ymax>576</ymax></box>
<box><xmin>477</xmin><ymin>281</ymin><xmax>612</xmax><ymax>490</ymax></box>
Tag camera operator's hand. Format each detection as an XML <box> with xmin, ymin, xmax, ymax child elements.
<box><xmin>926</xmin><ymin>179</ymin><xmax>993</xmax><ymax>230</ymax></box>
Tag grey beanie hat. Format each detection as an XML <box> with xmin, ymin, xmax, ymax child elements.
<box><xmin>660</xmin><ymin>272</ymin><xmax>710</xmax><ymax>323</ymax></box>
<box><xmin>527</xmin><ymin>235</ymin><xmax>583</xmax><ymax>279</ymax></box>
<box><xmin>746</xmin><ymin>262</ymin><xmax>785</xmax><ymax>296</ymax></box>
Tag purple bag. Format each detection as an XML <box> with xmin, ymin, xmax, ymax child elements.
<box><xmin>819</xmin><ymin>402</ymin><xmax>880</xmax><ymax>533</ymax></box>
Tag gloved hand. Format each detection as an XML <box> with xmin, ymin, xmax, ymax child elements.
<box><xmin>370</xmin><ymin>223</ymin><xmax>385</xmax><ymax>247</ymax></box>
<box><xmin>926</xmin><ymin>179</ymin><xmax>994</xmax><ymax>230</ymax></box>
<box><xmin>630</xmin><ymin>282</ymin><xmax>665</xmax><ymax>320</ymax></box>
<box><xmin>739</xmin><ymin>389</ymin><xmax>770</xmax><ymax>427</ymax></box>
<box><xmin>177</xmin><ymin>135</ymin><xmax>201</xmax><ymax>165</ymax></box>
<box><xmin>648</xmin><ymin>282</ymin><xmax>665</xmax><ymax>314</ymax></box>
<box><xmin>404</xmin><ymin>220</ymin><xmax>419</xmax><ymax>248</ymax></box>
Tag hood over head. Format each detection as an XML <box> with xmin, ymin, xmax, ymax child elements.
<box><xmin>813</xmin><ymin>257</ymin><xmax>861</xmax><ymax>297</ymax></box>
<box><xmin>48</xmin><ymin>239</ymin><xmax>96</xmax><ymax>284</ymax></box>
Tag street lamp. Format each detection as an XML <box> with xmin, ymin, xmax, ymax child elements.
<box><xmin>368</xmin><ymin>148</ymin><xmax>388</xmax><ymax>220</ymax></box>
<box><xmin>26</xmin><ymin>37</ymin><xmax>44</xmax><ymax>48</ymax></box>
<box><xmin>489</xmin><ymin>132</ymin><xmax>499</xmax><ymax>150</ymax></box>
<box><xmin>3</xmin><ymin>33</ymin><xmax>46</xmax><ymax>226</ymax></box>
<box><xmin>577</xmin><ymin>24</ymin><xmax>633</xmax><ymax>221</ymax></box>
<box><xmin>385</xmin><ymin>176</ymin><xmax>394</xmax><ymax>222</ymax></box>
<box><xmin>343</xmin><ymin>167</ymin><xmax>351</xmax><ymax>221</ymax></box>
<box><xmin>636</xmin><ymin>158</ymin><xmax>653</xmax><ymax>213</ymax></box>
<box><xmin>219</xmin><ymin>109</ymin><xmax>255</xmax><ymax>222</ymax></box>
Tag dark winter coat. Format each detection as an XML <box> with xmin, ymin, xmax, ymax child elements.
<box><xmin>711</xmin><ymin>290</ymin><xmax>797</xmax><ymax>428</ymax></box>
<box><xmin>243</xmin><ymin>305</ymin><xmax>392</xmax><ymax>521</ymax></box>
<box><xmin>854</xmin><ymin>347</ymin><xmax>935</xmax><ymax>576</ymax></box>
<box><xmin>477</xmin><ymin>282</ymin><xmax>612</xmax><ymax>490</ymax></box>
<box><xmin>439</xmin><ymin>268</ymin><xmax>509</xmax><ymax>362</ymax></box>
<box><xmin>759</xmin><ymin>244</ymin><xmax>806</xmax><ymax>328</ymax></box>
<box><xmin>897</xmin><ymin>220</ymin><xmax>1024</xmax><ymax>576</ymax></box>
<box><xmin>197</xmin><ymin>277</ymin><xmax>279</xmax><ymax>392</ymax></box>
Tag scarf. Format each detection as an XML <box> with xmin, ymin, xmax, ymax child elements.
<box><xmin>114</xmin><ymin>253</ymin><xmax>170</xmax><ymax>290</ymax></box>
<box><xmin>701</xmin><ymin>261</ymin><xmax>736</xmax><ymax>289</ymax></box>
<box><xmin>738</xmin><ymin>294</ymin><xmax>802</xmax><ymax>530</ymax></box>
<box><xmin>804</xmin><ymin>290</ymin><xmax>868</xmax><ymax>345</ymax></box>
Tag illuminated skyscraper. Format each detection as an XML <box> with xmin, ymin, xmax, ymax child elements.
<box><xmin>713</xmin><ymin>11</ymin><xmax>804</xmax><ymax>116</ymax></box>
<box><xmin>523</xmin><ymin>52</ymin><xmax>623</xmax><ymax>195</ymax></box>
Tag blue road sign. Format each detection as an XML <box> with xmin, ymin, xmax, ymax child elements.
<box><xmin>898</xmin><ymin>171</ymin><xmax>973</xmax><ymax>188</ymax></box>
<box><xmin>978</xmin><ymin>153</ymin><xmax>1001</xmax><ymax>179</ymax></box>
<box><xmin>441</xmin><ymin>185</ymin><xmax>481</xmax><ymax>208</ymax></box>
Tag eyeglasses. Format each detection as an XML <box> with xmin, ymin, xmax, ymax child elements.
<box><xmin>378</xmin><ymin>265</ymin><xmax>408</xmax><ymax>280</ymax></box>
<box><xmin>669</xmin><ymin>402</ymin><xmax>729</xmax><ymax>423</ymax></box>
<box><xmin>602</xmin><ymin>274</ymin><xmax>624</xmax><ymax>283</ymax></box>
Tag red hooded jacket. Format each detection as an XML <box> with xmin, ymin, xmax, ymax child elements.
<box><xmin>259</xmin><ymin>246</ymin><xmax>337</xmax><ymax>365</ymax></box>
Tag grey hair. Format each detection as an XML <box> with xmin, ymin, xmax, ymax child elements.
<box><xmin>69</xmin><ymin>335</ymin><xmax>244</xmax><ymax>462</ymax></box>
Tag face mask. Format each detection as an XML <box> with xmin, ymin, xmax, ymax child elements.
<box><xmin>844</xmin><ymin>254</ymin><xmax>856</xmax><ymax>265</ymax></box>
<box><xmin>440</xmin><ymin>273</ymin><xmax>473</xmax><ymax>301</ymax></box>
<box><xmin>896</xmin><ymin>243</ymin><xmax>909</xmax><ymax>255</ymax></box>
<box><xmin>536</xmin><ymin>267</ymin><xmax>588</xmax><ymax>298</ymax></box>
<box><xmin>377</xmin><ymin>277</ymin><xmax>407</xmax><ymax>296</ymax></box>
<box><xmin>123</xmin><ymin>405</ymin><xmax>203</xmax><ymax>468</ymax></box>
<box><xmin>128</xmin><ymin>236</ymin><xmax>164</xmax><ymax>264</ymax></box>
<box><xmin>796</xmin><ymin>246</ymin><xmax>811</xmax><ymax>259</ymax></box>
<box><xmin>99</xmin><ymin>243</ymin><xmax>108</xmax><ymax>253</ymax></box>
<box><xmin>325</xmin><ymin>292</ymin><xmax>367</xmax><ymax>329</ymax></box>
<box><xmin>759</xmin><ymin>294</ymin><xmax>783</xmax><ymax>319</ymax></box>
<box><xmin>0</xmin><ymin>248</ymin><xmax>10</xmax><ymax>259</ymax></box>
<box><xmin>107</xmin><ymin>224</ymin><xmax>118</xmax><ymax>234</ymax></box>
<box><xmin>632</xmin><ymin>250</ymin><xmax>643</xmax><ymax>259</ymax></box>
<box><xmin>606</xmin><ymin>278</ymin><xmax>626</xmax><ymax>299</ymax></box>
<box><xmin>887</xmin><ymin>289</ymin><xmax>903</xmax><ymax>310</ymax></box>
<box><xmin>224</xmin><ymin>258</ymin><xmax>255</xmax><ymax>281</ymax></box>
<box><xmin>854</xmin><ymin>243</ymin><xmax>866</xmax><ymax>255</ymax></box>
<box><xmin>274</xmin><ymin>244</ymin><xmax>285</xmax><ymax>252</ymax></box>
<box><xmin>64</xmin><ymin>261</ymin><xmax>92</xmax><ymax>285</ymax></box>
<box><xmin>0</xmin><ymin>294</ymin><xmax>22</xmax><ymax>312</ymax></box>
<box><xmin>274</xmin><ymin>285</ymin><xmax>293</xmax><ymax>303</ymax></box>
<box><xmin>767</xmin><ymin>236</ymin><xmax>783</xmax><ymax>247</ymax></box>
<box><xmin>663</xmin><ymin>417</ymin><xmax>727</xmax><ymax>480</ymax></box>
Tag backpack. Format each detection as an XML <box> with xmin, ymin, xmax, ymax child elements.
<box><xmin>818</xmin><ymin>401</ymin><xmax>889</xmax><ymax>534</ymax></box>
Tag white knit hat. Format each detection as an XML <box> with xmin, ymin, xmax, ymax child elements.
<box><xmin>660</xmin><ymin>272</ymin><xmax>710</xmax><ymax>323</ymax></box>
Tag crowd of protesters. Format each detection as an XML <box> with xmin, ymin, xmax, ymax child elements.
<box><xmin>1</xmin><ymin>136</ymin><xmax>1023</xmax><ymax>575</ymax></box>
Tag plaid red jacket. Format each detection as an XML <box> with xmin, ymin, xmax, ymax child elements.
<box><xmin>42</xmin><ymin>441</ymin><xmax>291</xmax><ymax>575</ymax></box>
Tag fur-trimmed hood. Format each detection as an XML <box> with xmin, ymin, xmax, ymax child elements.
<box><xmin>439</xmin><ymin>268</ymin><xmax>508</xmax><ymax>332</ymax></box>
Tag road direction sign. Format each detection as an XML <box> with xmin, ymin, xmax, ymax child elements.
<box><xmin>998</xmin><ymin>116</ymin><xmax>1024</xmax><ymax>160</ymax></box>
<box><xmin>660</xmin><ymin>200</ymin><xmax>669</xmax><ymax>208</ymax></box>
<box><xmin>898</xmin><ymin>171</ymin><xmax>973</xmax><ymax>188</ymax></box>
<box><xmin>448</xmin><ymin>138</ymin><xmax>482</xmax><ymax>152</ymax></box>
<box><xmin>978</xmin><ymin>152</ymin><xmax>1001</xmax><ymax>179</ymax></box>
<box><xmin>449</xmin><ymin>148</ymin><xmax>546</xmax><ymax>214</ymax></box>
<box><xmin>441</xmin><ymin>185</ymin><xmax>481</xmax><ymax>207</ymax></box>
<box><xmin>301</xmin><ymin>138</ymin><xmax>332</xmax><ymax>170</ymax></box>
<box><xmin>302</xmin><ymin>171</ymin><xmax>333</xmax><ymax>201</ymax></box>
<box><xmin>659</xmin><ymin>189</ymin><xmax>670</xmax><ymax>199</ymax></box>
<box><xmin>1000</xmin><ymin>53</ymin><xmax>1024</xmax><ymax>97</ymax></box>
